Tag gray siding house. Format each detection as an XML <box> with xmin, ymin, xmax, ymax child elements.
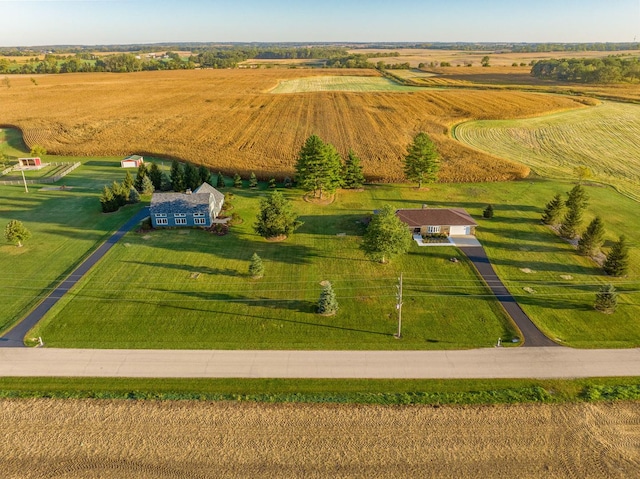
<box><xmin>150</xmin><ymin>183</ymin><xmax>224</xmax><ymax>228</ymax></box>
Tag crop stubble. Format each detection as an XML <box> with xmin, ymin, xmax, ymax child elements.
<box><xmin>1</xmin><ymin>399</ymin><xmax>639</xmax><ymax>478</ymax></box>
<box><xmin>0</xmin><ymin>69</ymin><xmax>585</xmax><ymax>182</ymax></box>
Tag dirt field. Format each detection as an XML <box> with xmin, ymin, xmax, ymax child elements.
<box><xmin>2</xmin><ymin>399</ymin><xmax>639</xmax><ymax>478</ymax></box>
<box><xmin>0</xmin><ymin>69</ymin><xmax>586</xmax><ymax>182</ymax></box>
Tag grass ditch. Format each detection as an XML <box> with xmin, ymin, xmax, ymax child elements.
<box><xmin>1</xmin><ymin>377</ymin><xmax>639</xmax><ymax>405</ymax></box>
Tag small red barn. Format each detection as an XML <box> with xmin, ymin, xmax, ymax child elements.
<box><xmin>18</xmin><ymin>157</ymin><xmax>42</xmax><ymax>167</ymax></box>
<box><xmin>121</xmin><ymin>155</ymin><xmax>144</xmax><ymax>168</ymax></box>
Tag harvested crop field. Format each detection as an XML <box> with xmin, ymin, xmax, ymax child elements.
<box><xmin>2</xmin><ymin>399</ymin><xmax>640</xmax><ymax>478</ymax></box>
<box><xmin>270</xmin><ymin>75</ymin><xmax>423</xmax><ymax>93</ymax></box>
<box><xmin>0</xmin><ymin>69</ymin><xmax>585</xmax><ymax>182</ymax></box>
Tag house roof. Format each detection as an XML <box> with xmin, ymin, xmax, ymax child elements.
<box><xmin>150</xmin><ymin>192</ymin><xmax>212</xmax><ymax>215</ymax></box>
<box><xmin>194</xmin><ymin>182</ymin><xmax>225</xmax><ymax>204</ymax></box>
<box><xmin>123</xmin><ymin>155</ymin><xmax>143</xmax><ymax>161</ymax></box>
<box><xmin>395</xmin><ymin>208</ymin><xmax>478</xmax><ymax>227</ymax></box>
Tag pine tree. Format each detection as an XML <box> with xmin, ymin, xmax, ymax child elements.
<box><xmin>141</xmin><ymin>175</ymin><xmax>155</xmax><ymax>195</ymax></box>
<box><xmin>565</xmin><ymin>184</ymin><xmax>589</xmax><ymax>211</ymax></box>
<box><xmin>577</xmin><ymin>216</ymin><xmax>605</xmax><ymax>256</ymax></box>
<box><xmin>170</xmin><ymin>160</ymin><xmax>185</xmax><ymax>191</ymax></box>
<box><xmin>361</xmin><ymin>204</ymin><xmax>412</xmax><ymax>263</ymax></box>
<box><xmin>249</xmin><ymin>172</ymin><xmax>258</xmax><ymax>188</ymax></box>
<box><xmin>483</xmin><ymin>204</ymin><xmax>494</xmax><ymax>219</ymax></box>
<box><xmin>4</xmin><ymin>220</ymin><xmax>31</xmax><ymax>247</ymax></box>
<box><xmin>216</xmin><ymin>172</ymin><xmax>225</xmax><ymax>188</ymax></box>
<box><xmin>317</xmin><ymin>282</ymin><xmax>338</xmax><ymax>315</ymax></box>
<box><xmin>148</xmin><ymin>162</ymin><xmax>163</xmax><ymax>191</ymax></box>
<box><xmin>594</xmin><ymin>284</ymin><xmax>617</xmax><ymax>314</ymax></box>
<box><xmin>254</xmin><ymin>191</ymin><xmax>302</xmax><ymax>239</ymax></box>
<box><xmin>248</xmin><ymin>253</ymin><xmax>264</xmax><ymax>279</ymax></box>
<box><xmin>295</xmin><ymin>135</ymin><xmax>343</xmax><ymax>198</ymax></box>
<box><xmin>128</xmin><ymin>187</ymin><xmax>141</xmax><ymax>204</ymax></box>
<box><xmin>100</xmin><ymin>185</ymin><xmax>117</xmax><ymax>213</ymax></box>
<box><xmin>283</xmin><ymin>177</ymin><xmax>292</xmax><ymax>188</ymax></box>
<box><xmin>198</xmin><ymin>165</ymin><xmax>210</xmax><ymax>186</ymax></box>
<box><xmin>603</xmin><ymin>235</ymin><xmax>630</xmax><ymax>277</ymax></box>
<box><xmin>184</xmin><ymin>162</ymin><xmax>200</xmax><ymax>191</ymax></box>
<box><xmin>111</xmin><ymin>180</ymin><xmax>128</xmax><ymax>207</ymax></box>
<box><xmin>560</xmin><ymin>185</ymin><xmax>589</xmax><ymax>239</ymax></box>
<box><xmin>541</xmin><ymin>193</ymin><xmax>564</xmax><ymax>225</ymax></box>
<box><xmin>268</xmin><ymin>177</ymin><xmax>276</xmax><ymax>188</ymax></box>
<box><xmin>342</xmin><ymin>150</ymin><xmax>365</xmax><ymax>189</ymax></box>
<box><xmin>233</xmin><ymin>173</ymin><xmax>243</xmax><ymax>188</ymax></box>
<box><xmin>123</xmin><ymin>170</ymin><xmax>134</xmax><ymax>190</ymax></box>
<box><xmin>133</xmin><ymin>164</ymin><xmax>147</xmax><ymax>192</ymax></box>
<box><xmin>404</xmin><ymin>132</ymin><xmax>440</xmax><ymax>188</ymax></box>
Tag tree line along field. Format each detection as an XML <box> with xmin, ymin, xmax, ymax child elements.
<box><xmin>0</xmin><ymin>69</ymin><xmax>588</xmax><ymax>183</ymax></box>
<box><xmin>21</xmin><ymin>175</ymin><xmax>640</xmax><ymax>350</ymax></box>
<box><xmin>454</xmin><ymin>101</ymin><xmax>640</xmax><ymax>201</ymax></box>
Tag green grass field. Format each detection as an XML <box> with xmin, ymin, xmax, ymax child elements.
<box><xmin>270</xmin><ymin>75</ymin><xmax>424</xmax><ymax>93</ymax></box>
<box><xmin>453</xmin><ymin>101</ymin><xmax>640</xmax><ymax>201</ymax></box>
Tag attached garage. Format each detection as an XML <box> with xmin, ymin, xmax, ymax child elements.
<box><xmin>395</xmin><ymin>207</ymin><xmax>478</xmax><ymax>237</ymax></box>
<box><xmin>449</xmin><ymin>225</ymin><xmax>471</xmax><ymax>236</ymax></box>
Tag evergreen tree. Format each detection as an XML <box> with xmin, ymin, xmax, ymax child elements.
<box><xmin>565</xmin><ymin>184</ymin><xmax>589</xmax><ymax>211</ymax></box>
<box><xmin>594</xmin><ymin>284</ymin><xmax>617</xmax><ymax>314</ymax></box>
<box><xmin>268</xmin><ymin>177</ymin><xmax>277</xmax><ymax>188</ymax></box>
<box><xmin>603</xmin><ymin>235</ymin><xmax>630</xmax><ymax>277</ymax></box>
<box><xmin>123</xmin><ymin>170</ymin><xmax>134</xmax><ymax>190</ymax></box>
<box><xmin>577</xmin><ymin>216</ymin><xmax>605</xmax><ymax>256</ymax></box>
<box><xmin>483</xmin><ymin>204</ymin><xmax>494</xmax><ymax>219</ymax></box>
<box><xmin>254</xmin><ymin>191</ymin><xmax>302</xmax><ymax>239</ymax></box>
<box><xmin>4</xmin><ymin>220</ymin><xmax>31</xmax><ymax>247</ymax></box>
<box><xmin>403</xmin><ymin>132</ymin><xmax>440</xmax><ymax>188</ymax></box>
<box><xmin>295</xmin><ymin>134</ymin><xmax>343</xmax><ymax>198</ymax></box>
<box><xmin>170</xmin><ymin>160</ymin><xmax>185</xmax><ymax>191</ymax></box>
<box><xmin>317</xmin><ymin>282</ymin><xmax>339</xmax><ymax>315</ymax></box>
<box><xmin>100</xmin><ymin>185</ymin><xmax>117</xmax><ymax>213</ymax></box>
<box><xmin>128</xmin><ymin>187</ymin><xmax>141</xmax><ymax>204</ymax></box>
<box><xmin>233</xmin><ymin>173</ymin><xmax>243</xmax><ymax>188</ymax></box>
<box><xmin>148</xmin><ymin>162</ymin><xmax>163</xmax><ymax>191</ymax></box>
<box><xmin>133</xmin><ymin>164</ymin><xmax>147</xmax><ymax>192</ymax></box>
<box><xmin>160</xmin><ymin>172</ymin><xmax>172</xmax><ymax>191</ymax></box>
<box><xmin>184</xmin><ymin>162</ymin><xmax>200</xmax><ymax>191</ymax></box>
<box><xmin>248</xmin><ymin>252</ymin><xmax>265</xmax><ymax>279</ymax></box>
<box><xmin>283</xmin><ymin>177</ymin><xmax>293</xmax><ymax>188</ymax></box>
<box><xmin>141</xmin><ymin>175</ymin><xmax>155</xmax><ymax>195</ymax></box>
<box><xmin>111</xmin><ymin>180</ymin><xmax>128</xmax><ymax>207</ymax></box>
<box><xmin>198</xmin><ymin>165</ymin><xmax>210</xmax><ymax>186</ymax></box>
<box><xmin>560</xmin><ymin>185</ymin><xmax>588</xmax><ymax>239</ymax></box>
<box><xmin>361</xmin><ymin>204</ymin><xmax>412</xmax><ymax>263</ymax></box>
<box><xmin>342</xmin><ymin>150</ymin><xmax>366</xmax><ymax>189</ymax></box>
<box><xmin>541</xmin><ymin>193</ymin><xmax>564</xmax><ymax>225</ymax></box>
<box><xmin>216</xmin><ymin>172</ymin><xmax>226</xmax><ymax>188</ymax></box>
<box><xmin>249</xmin><ymin>172</ymin><xmax>258</xmax><ymax>188</ymax></box>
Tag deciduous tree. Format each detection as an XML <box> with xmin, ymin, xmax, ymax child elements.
<box><xmin>5</xmin><ymin>220</ymin><xmax>31</xmax><ymax>247</ymax></box>
<box><xmin>361</xmin><ymin>204</ymin><xmax>412</xmax><ymax>263</ymax></box>
<box><xmin>403</xmin><ymin>132</ymin><xmax>440</xmax><ymax>188</ymax></box>
<box><xmin>254</xmin><ymin>191</ymin><xmax>302</xmax><ymax>239</ymax></box>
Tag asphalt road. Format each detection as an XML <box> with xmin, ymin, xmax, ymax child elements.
<box><xmin>0</xmin><ymin>207</ymin><xmax>150</xmax><ymax>348</ymax></box>
<box><xmin>0</xmin><ymin>347</ymin><xmax>639</xmax><ymax>378</ymax></box>
<box><xmin>459</xmin><ymin>246</ymin><xmax>557</xmax><ymax>347</ymax></box>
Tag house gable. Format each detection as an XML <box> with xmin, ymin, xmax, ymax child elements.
<box><xmin>149</xmin><ymin>185</ymin><xmax>224</xmax><ymax>228</ymax></box>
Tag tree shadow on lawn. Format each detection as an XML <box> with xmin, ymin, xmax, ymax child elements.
<box><xmin>513</xmin><ymin>294</ymin><xmax>594</xmax><ymax>312</ymax></box>
<box><xmin>295</xmin><ymin>214</ymin><xmax>368</xmax><ymax>236</ymax></box>
<box><xmin>123</xmin><ymin>260</ymin><xmax>240</xmax><ymax>278</ymax></box>
<box><xmin>157</xmin><ymin>291</ymin><xmax>392</xmax><ymax>338</ymax></box>
<box><xmin>482</xmin><ymin>256</ymin><xmax>601</xmax><ymax>276</ymax></box>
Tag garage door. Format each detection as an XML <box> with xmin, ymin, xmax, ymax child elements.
<box><xmin>449</xmin><ymin>225</ymin><xmax>469</xmax><ymax>236</ymax></box>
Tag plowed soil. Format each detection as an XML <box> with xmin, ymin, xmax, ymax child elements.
<box><xmin>2</xmin><ymin>399</ymin><xmax>639</xmax><ymax>478</ymax></box>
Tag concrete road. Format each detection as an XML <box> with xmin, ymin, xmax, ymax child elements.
<box><xmin>0</xmin><ymin>347</ymin><xmax>638</xmax><ymax>379</ymax></box>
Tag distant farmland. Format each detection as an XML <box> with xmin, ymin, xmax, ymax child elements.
<box><xmin>0</xmin><ymin>69</ymin><xmax>585</xmax><ymax>183</ymax></box>
<box><xmin>455</xmin><ymin>101</ymin><xmax>640</xmax><ymax>200</ymax></box>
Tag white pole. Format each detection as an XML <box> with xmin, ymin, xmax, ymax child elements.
<box><xmin>395</xmin><ymin>272</ymin><xmax>403</xmax><ymax>339</ymax></box>
<box><xmin>21</xmin><ymin>169</ymin><xmax>28</xmax><ymax>193</ymax></box>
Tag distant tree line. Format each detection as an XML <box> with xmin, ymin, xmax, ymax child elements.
<box><xmin>530</xmin><ymin>57</ymin><xmax>640</xmax><ymax>83</ymax></box>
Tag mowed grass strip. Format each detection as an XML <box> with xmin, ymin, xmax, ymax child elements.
<box><xmin>270</xmin><ymin>75</ymin><xmax>424</xmax><ymax>93</ymax></box>
<box><xmin>454</xmin><ymin>101</ymin><xmax>640</xmax><ymax>200</ymax></box>
<box><xmin>31</xmin><ymin>185</ymin><xmax>516</xmax><ymax>350</ymax></box>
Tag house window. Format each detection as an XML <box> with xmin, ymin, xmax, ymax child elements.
<box><xmin>194</xmin><ymin>218</ymin><xmax>206</xmax><ymax>225</ymax></box>
<box><xmin>175</xmin><ymin>218</ymin><xmax>187</xmax><ymax>225</ymax></box>
<box><xmin>193</xmin><ymin>213</ymin><xmax>205</xmax><ymax>217</ymax></box>
<box><xmin>156</xmin><ymin>218</ymin><xmax>168</xmax><ymax>225</ymax></box>
<box><xmin>155</xmin><ymin>213</ymin><xmax>167</xmax><ymax>218</ymax></box>
<box><xmin>427</xmin><ymin>225</ymin><xmax>441</xmax><ymax>234</ymax></box>
<box><xmin>174</xmin><ymin>213</ymin><xmax>186</xmax><ymax>218</ymax></box>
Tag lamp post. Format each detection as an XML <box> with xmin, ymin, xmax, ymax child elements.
<box><xmin>394</xmin><ymin>272</ymin><xmax>403</xmax><ymax>339</ymax></box>
<box><xmin>21</xmin><ymin>169</ymin><xmax>28</xmax><ymax>193</ymax></box>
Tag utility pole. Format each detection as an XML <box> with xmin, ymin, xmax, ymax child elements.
<box><xmin>395</xmin><ymin>272</ymin><xmax>403</xmax><ymax>339</ymax></box>
<box><xmin>21</xmin><ymin>169</ymin><xmax>29</xmax><ymax>193</ymax></box>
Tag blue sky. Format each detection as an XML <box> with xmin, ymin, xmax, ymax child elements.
<box><xmin>1</xmin><ymin>0</ymin><xmax>639</xmax><ymax>46</ymax></box>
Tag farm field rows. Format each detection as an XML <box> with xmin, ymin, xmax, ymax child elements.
<box><xmin>2</xmin><ymin>399</ymin><xmax>640</xmax><ymax>478</ymax></box>
<box><xmin>269</xmin><ymin>75</ymin><xmax>423</xmax><ymax>93</ymax></box>
<box><xmin>24</xmin><ymin>176</ymin><xmax>640</xmax><ymax>349</ymax></box>
<box><xmin>454</xmin><ymin>101</ymin><xmax>640</xmax><ymax>201</ymax></box>
<box><xmin>0</xmin><ymin>69</ymin><xmax>586</xmax><ymax>183</ymax></box>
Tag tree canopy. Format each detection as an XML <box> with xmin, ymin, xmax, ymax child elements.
<box><xmin>5</xmin><ymin>220</ymin><xmax>31</xmax><ymax>247</ymax></box>
<box><xmin>342</xmin><ymin>150</ymin><xmax>366</xmax><ymax>189</ymax></box>
<box><xmin>403</xmin><ymin>132</ymin><xmax>440</xmax><ymax>188</ymax></box>
<box><xmin>254</xmin><ymin>191</ymin><xmax>302</xmax><ymax>239</ymax></box>
<box><xmin>295</xmin><ymin>135</ymin><xmax>343</xmax><ymax>198</ymax></box>
<box><xmin>361</xmin><ymin>204</ymin><xmax>412</xmax><ymax>263</ymax></box>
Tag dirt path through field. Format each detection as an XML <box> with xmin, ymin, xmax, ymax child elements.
<box><xmin>2</xmin><ymin>399</ymin><xmax>639</xmax><ymax>478</ymax></box>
